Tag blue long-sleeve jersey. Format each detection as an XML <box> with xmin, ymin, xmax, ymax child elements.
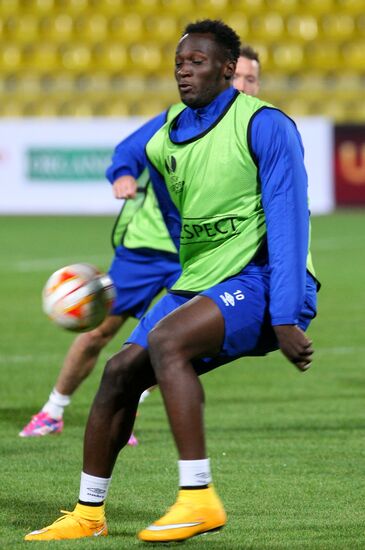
<box><xmin>147</xmin><ymin>87</ymin><xmax>311</xmax><ymax>326</ymax></box>
<box><xmin>105</xmin><ymin>87</ymin><xmax>311</xmax><ymax>326</ymax></box>
<box><xmin>105</xmin><ymin>111</ymin><xmax>168</xmax><ymax>184</ymax></box>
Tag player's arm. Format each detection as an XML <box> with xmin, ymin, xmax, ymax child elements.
<box><xmin>250</xmin><ymin>108</ymin><xmax>312</xmax><ymax>371</ymax></box>
<box><xmin>146</xmin><ymin>160</ymin><xmax>181</xmax><ymax>251</ymax></box>
<box><xmin>105</xmin><ymin>110</ymin><xmax>168</xmax><ymax>199</ymax></box>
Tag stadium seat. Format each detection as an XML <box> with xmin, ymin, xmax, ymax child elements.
<box><xmin>286</xmin><ymin>14</ymin><xmax>318</xmax><ymax>41</ymax></box>
<box><xmin>109</xmin><ymin>14</ymin><xmax>145</xmax><ymax>43</ymax></box>
<box><xmin>39</xmin><ymin>14</ymin><xmax>73</xmax><ymax>43</ymax></box>
<box><xmin>0</xmin><ymin>0</ymin><xmax>21</xmax><ymax>15</ymax></box>
<box><xmin>88</xmin><ymin>0</ymin><xmax>127</xmax><ymax>13</ymax></box>
<box><xmin>129</xmin><ymin>42</ymin><xmax>162</xmax><ymax>73</ymax></box>
<box><xmin>0</xmin><ymin>43</ymin><xmax>23</xmax><ymax>71</ymax></box>
<box><xmin>194</xmin><ymin>0</ymin><xmax>230</xmax><ymax>13</ymax></box>
<box><xmin>96</xmin><ymin>97</ymin><xmax>130</xmax><ymax>116</ymax></box>
<box><xmin>341</xmin><ymin>40</ymin><xmax>365</xmax><ymax>70</ymax></box>
<box><xmin>356</xmin><ymin>14</ymin><xmax>365</xmax><ymax>38</ymax></box>
<box><xmin>160</xmin><ymin>0</ymin><xmax>194</xmax><ymax>15</ymax></box>
<box><xmin>60</xmin><ymin>43</ymin><xmax>92</xmax><ymax>72</ymax></box>
<box><xmin>299</xmin><ymin>0</ymin><xmax>335</xmax><ymax>13</ymax></box>
<box><xmin>225</xmin><ymin>13</ymin><xmax>249</xmax><ymax>38</ymax></box>
<box><xmin>264</xmin><ymin>0</ymin><xmax>299</xmax><ymax>12</ymax></box>
<box><xmin>0</xmin><ymin>97</ymin><xmax>24</xmax><ymax>116</ymax></box>
<box><xmin>305</xmin><ymin>42</ymin><xmax>340</xmax><ymax>71</ymax></box>
<box><xmin>28</xmin><ymin>0</ymin><xmax>56</xmax><ymax>14</ymax></box>
<box><xmin>250</xmin><ymin>13</ymin><xmax>285</xmax><ymax>40</ymax></box>
<box><xmin>25</xmin><ymin>42</ymin><xmax>59</xmax><ymax>72</ymax></box>
<box><xmin>74</xmin><ymin>14</ymin><xmax>109</xmax><ymax>42</ymax></box>
<box><xmin>5</xmin><ymin>14</ymin><xmax>39</xmax><ymax>43</ymax></box>
<box><xmin>320</xmin><ymin>13</ymin><xmax>355</xmax><ymax>40</ymax></box>
<box><xmin>92</xmin><ymin>42</ymin><xmax>129</xmax><ymax>72</ymax></box>
<box><xmin>271</xmin><ymin>43</ymin><xmax>304</xmax><ymax>71</ymax></box>
<box><xmin>230</xmin><ymin>0</ymin><xmax>265</xmax><ymax>12</ymax></box>
<box><xmin>144</xmin><ymin>14</ymin><xmax>178</xmax><ymax>41</ymax></box>
<box><xmin>56</xmin><ymin>0</ymin><xmax>89</xmax><ymax>14</ymax></box>
<box><xmin>336</xmin><ymin>0</ymin><xmax>364</xmax><ymax>13</ymax></box>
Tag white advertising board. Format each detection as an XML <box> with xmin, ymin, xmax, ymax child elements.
<box><xmin>0</xmin><ymin>116</ymin><xmax>334</xmax><ymax>215</ymax></box>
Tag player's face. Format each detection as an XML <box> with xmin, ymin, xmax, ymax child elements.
<box><xmin>233</xmin><ymin>56</ymin><xmax>260</xmax><ymax>96</ymax></box>
<box><xmin>175</xmin><ymin>33</ymin><xmax>235</xmax><ymax>108</ymax></box>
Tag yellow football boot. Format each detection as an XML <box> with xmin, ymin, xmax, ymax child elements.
<box><xmin>24</xmin><ymin>508</ymin><xmax>108</xmax><ymax>541</ymax></box>
<box><xmin>138</xmin><ymin>485</ymin><xmax>226</xmax><ymax>543</ymax></box>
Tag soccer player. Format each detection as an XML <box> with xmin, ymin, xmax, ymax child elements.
<box><xmin>19</xmin><ymin>47</ymin><xmax>260</xmax><ymax>443</ymax></box>
<box><xmin>19</xmin><ymin>112</ymin><xmax>182</xmax><ymax>444</ymax></box>
<box><xmin>25</xmin><ymin>19</ymin><xmax>318</xmax><ymax>543</ymax></box>
<box><xmin>233</xmin><ymin>44</ymin><xmax>260</xmax><ymax>95</ymax></box>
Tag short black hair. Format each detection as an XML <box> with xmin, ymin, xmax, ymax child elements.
<box><xmin>181</xmin><ymin>19</ymin><xmax>241</xmax><ymax>62</ymax></box>
<box><xmin>239</xmin><ymin>44</ymin><xmax>260</xmax><ymax>65</ymax></box>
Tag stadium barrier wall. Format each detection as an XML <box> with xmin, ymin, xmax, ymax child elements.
<box><xmin>334</xmin><ymin>125</ymin><xmax>365</xmax><ymax>206</ymax></box>
<box><xmin>0</xmin><ymin>117</ymin><xmax>335</xmax><ymax>215</ymax></box>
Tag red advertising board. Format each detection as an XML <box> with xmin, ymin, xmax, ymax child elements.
<box><xmin>335</xmin><ymin>125</ymin><xmax>365</xmax><ymax>205</ymax></box>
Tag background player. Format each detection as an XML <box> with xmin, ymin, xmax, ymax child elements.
<box><xmin>19</xmin><ymin>46</ymin><xmax>261</xmax><ymax>442</ymax></box>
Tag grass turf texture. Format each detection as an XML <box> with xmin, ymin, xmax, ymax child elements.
<box><xmin>0</xmin><ymin>211</ymin><xmax>364</xmax><ymax>549</ymax></box>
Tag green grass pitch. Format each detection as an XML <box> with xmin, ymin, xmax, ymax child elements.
<box><xmin>0</xmin><ymin>210</ymin><xmax>364</xmax><ymax>549</ymax></box>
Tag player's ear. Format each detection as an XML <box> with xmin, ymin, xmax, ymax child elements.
<box><xmin>224</xmin><ymin>60</ymin><xmax>236</xmax><ymax>80</ymax></box>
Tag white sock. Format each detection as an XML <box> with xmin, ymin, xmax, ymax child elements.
<box><xmin>139</xmin><ymin>389</ymin><xmax>150</xmax><ymax>404</ymax></box>
<box><xmin>42</xmin><ymin>388</ymin><xmax>71</xmax><ymax>419</ymax></box>
<box><xmin>79</xmin><ymin>472</ymin><xmax>112</xmax><ymax>504</ymax></box>
<box><xmin>178</xmin><ymin>458</ymin><xmax>212</xmax><ymax>487</ymax></box>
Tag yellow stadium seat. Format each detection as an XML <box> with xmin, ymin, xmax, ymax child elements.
<box><xmin>144</xmin><ymin>15</ymin><xmax>178</xmax><ymax>41</ymax></box>
<box><xmin>250</xmin><ymin>13</ymin><xmax>285</xmax><ymax>40</ymax></box>
<box><xmin>224</xmin><ymin>13</ymin><xmax>249</xmax><ymax>38</ymax></box>
<box><xmin>129</xmin><ymin>42</ymin><xmax>162</xmax><ymax>72</ymax></box>
<box><xmin>109</xmin><ymin>14</ymin><xmax>145</xmax><ymax>43</ymax></box>
<box><xmin>25</xmin><ymin>42</ymin><xmax>59</xmax><ymax>72</ymax></box>
<box><xmin>132</xmin><ymin>0</ymin><xmax>160</xmax><ymax>13</ymax></box>
<box><xmin>341</xmin><ymin>40</ymin><xmax>365</xmax><ymax>70</ymax></box>
<box><xmin>0</xmin><ymin>43</ymin><xmax>23</xmax><ymax>71</ymax></box>
<box><xmin>357</xmin><ymin>14</ymin><xmax>365</xmax><ymax>38</ymax></box>
<box><xmin>336</xmin><ymin>0</ymin><xmax>364</xmax><ymax>14</ymax></box>
<box><xmin>265</xmin><ymin>0</ymin><xmax>299</xmax><ymax>12</ymax></box>
<box><xmin>0</xmin><ymin>98</ymin><xmax>24</xmax><ymax>116</ymax></box>
<box><xmin>320</xmin><ymin>13</ymin><xmax>355</xmax><ymax>40</ymax></box>
<box><xmin>5</xmin><ymin>14</ymin><xmax>39</xmax><ymax>43</ymax></box>
<box><xmin>56</xmin><ymin>0</ymin><xmax>89</xmax><ymax>13</ymax></box>
<box><xmin>60</xmin><ymin>43</ymin><xmax>92</xmax><ymax>72</ymax></box>
<box><xmin>305</xmin><ymin>42</ymin><xmax>340</xmax><ymax>71</ymax></box>
<box><xmin>29</xmin><ymin>0</ymin><xmax>56</xmax><ymax>14</ymax></box>
<box><xmin>284</xmin><ymin>98</ymin><xmax>313</xmax><ymax>117</ymax></box>
<box><xmin>92</xmin><ymin>42</ymin><xmax>129</xmax><ymax>72</ymax></box>
<box><xmin>39</xmin><ymin>14</ymin><xmax>73</xmax><ymax>42</ymax></box>
<box><xmin>58</xmin><ymin>98</ymin><xmax>95</xmax><ymax>117</ymax></box>
<box><xmin>97</xmin><ymin>97</ymin><xmax>131</xmax><ymax>116</ymax></box>
<box><xmin>286</xmin><ymin>14</ymin><xmax>318</xmax><ymax>41</ymax></box>
<box><xmin>88</xmin><ymin>0</ymin><xmax>127</xmax><ymax>12</ymax></box>
<box><xmin>0</xmin><ymin>0</ymin><xmax>21</xmax><ymax>15</ymax></box>
<box><xmin>74</xmin><ymin>13</ymin><xmax>108</xmax><ymax>42</ymax></box>
<box><xmin>299</xmin><ymin>0</ymin><xmax>335</xmax><ymax>13</ymax></box>
<box><xmin>132</xmin><ymin>97</ymin><xmax>170</xmax><ymax>116</ymax></box>
<box><xmin>160</xmin><ymin>0</ymin><xmax>194</xmax><ymax>15</ymax></box>
<box><xmin>194</xmin><ymin>0</ymin><xmax>230</xmax><ymax>13</ymax></box>
<box><xmin>271</xmin><ymin>43</ymin><xmax>304</xmax><ymax>71</ymax></box>
<box><xmin>230</xmin><ymin>0</ymin><xmax>265</xmax><ymax>12</ymax></box>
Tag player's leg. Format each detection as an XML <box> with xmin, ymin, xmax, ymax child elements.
<box><xmin>19</xmin><ymin>314</ymin><xmax>126</xmax><ymax>437</ymax></box>
<box><xmin>139</xmin><ymin>295</ymin><xmax>227</xmax><ymax>542</ymax></box>
<box><xmin>24</xmin><ymin>343</ymin><xmax>156</xmax><ymax>541</ymax></box>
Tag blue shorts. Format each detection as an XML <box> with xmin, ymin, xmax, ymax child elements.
<box><xmin>108</xmin><ymin>245</ymin><xmax>181</xmax><ymax>319</ymax></box>
<box><xmin>127</xmin><ymin>270</ymin><xmax>317</xmax><ymax>374</ymax></box>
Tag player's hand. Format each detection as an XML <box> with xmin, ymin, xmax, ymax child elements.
<box><xmin>112</xmin><ymin>175</ymin><xmax>138</xmax><ymax>199</ymax></box>
<box><xmin>273</xmin><ymin>324</ymin><xmax>313</xmax><ymax>372</ymax></box>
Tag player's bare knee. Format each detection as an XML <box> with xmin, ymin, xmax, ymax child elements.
<box><xmin>148</xmin><ymin>324</ymin><xmax>182</xmax><ymax>370</ymax></box>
